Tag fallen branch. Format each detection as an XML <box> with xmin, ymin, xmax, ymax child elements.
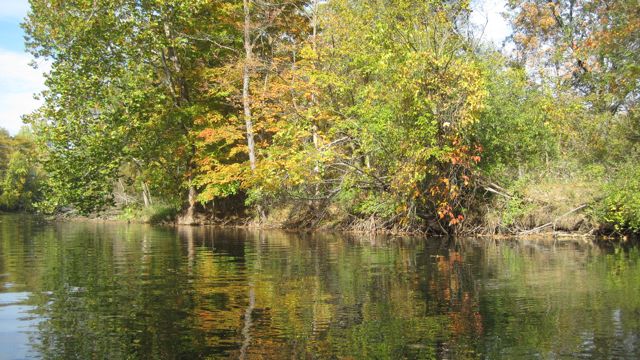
<box><xmin>519</xmin><ymin>204</ymin><xmax>588</xmax><ymax>235</ymax></box>
<box><xmin>484</xmin><ymin>186</ymin><xmax>512</xmax><ymax>199</ymax></box>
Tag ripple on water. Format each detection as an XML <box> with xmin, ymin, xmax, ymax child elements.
<box><xmin>0</xmin><ymin>216</ymin><xmax>639</xmax><ymax>359</ymax></box>
<box><xmin>0</xmin><ymin>291</ymin><xmax>39</xmax><ymax>359</ymax></box>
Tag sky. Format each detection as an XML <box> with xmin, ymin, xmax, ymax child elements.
<box><xmin>470</xmin><ymin>0</ymin><xmax>512</xmax><ymax>48</ymax></box>
<box><xmin>0</xmin><ymin>0</ymin><xmax>510</xmax><ymax>136</ymax></box>
<box><xmin>0</xmin><ymin>0</ymin><xmax>48</xmax><ymax>135</ymax></box>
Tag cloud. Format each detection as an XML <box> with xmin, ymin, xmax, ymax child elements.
<box><xmin>0</xmin><ymin>92</ymin><xmax>40</xmax><ymax>133</ymax></box>
<box><xmin>0</xmin><ymin>49</ymin><xmax>48</xmax><ymax>134</ymax></box>
<box><xmin>0</xmin><ymin>0</ymin><xmax>29</xmax><ymax>20</ymax></box>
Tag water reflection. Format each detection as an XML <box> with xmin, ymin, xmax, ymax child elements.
<box><xmin>0</xmin><ymin>215</ymin><xmax>639</xmax><ymax>359</ymax></box>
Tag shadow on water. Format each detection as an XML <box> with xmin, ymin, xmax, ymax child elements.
<box><xmin>0</xmin><ymin>214</ymin><xmax>639</xmax><ymax>359</ymax></box>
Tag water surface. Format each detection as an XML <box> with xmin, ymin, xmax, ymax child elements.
<box><xmin>1</xmin><ymin>214</ymin><xmax>639</xmax><ymax>359</ymax></box>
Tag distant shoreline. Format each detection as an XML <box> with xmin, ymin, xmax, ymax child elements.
<box><xmin>29</xmin><ymin>211</ymin><xmax>630</xmax><ymax>242</ymax></box>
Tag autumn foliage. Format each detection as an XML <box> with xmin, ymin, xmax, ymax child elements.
<box><xmin>19</xmin><ymin>0</ymin><xmax>640</xmax><ymax>234</ymax></box>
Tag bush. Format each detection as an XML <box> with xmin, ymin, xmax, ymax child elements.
<box><xmin>595</xmin><ymin>162</ymin><xmax>640</xmax><ymax>232</ymax></box>
<box><xmin>0</xmin><ymin>151</ymin><xmax>42</xmax><ymax>211</ymax></box>
<box><xmin>472</xmin><ymin>58</ymin><xmax>558</xmax><ymax>180</ymax></box>
<box><xmin>119</xmin><ymin>204</ymin><xmax>179</xmax><ymax>224</ymax></box>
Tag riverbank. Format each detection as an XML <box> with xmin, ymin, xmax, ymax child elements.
<box><xmin>46</xmin><ymin>204</ymin><xmax>634</xmax><ymax>242</ymax></box>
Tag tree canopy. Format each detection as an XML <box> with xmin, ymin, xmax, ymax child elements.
<box><xmin>17</xmin><ymin>0</ymin><xmax>640</xmax><ymax>234</ymax></box>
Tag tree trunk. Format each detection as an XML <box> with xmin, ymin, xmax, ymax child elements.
<box><xmin>243</xmin><ymin>0</ymin><xmax>257</xmax><ymax>171</ymax></box>
<box><xmin>142</xmin><ymin>189</ymin><xmax>150</xmax><ymax>208</ymax></box>
<box><xmin>187</xmin><ymin>185</ymin><xmax>197</xmax><ymax>222</ymax></box>
<box><xmin>118</xmin><ymin>179</ymin><xmax>129</xmax><ymax>206</ymax></box>
<box><xmin>311</xmin><ymin>0</ymin><xmax>320</xmax><ymax>198</ymax></box>
<box><xmin>163</xmin><ymin>20</ymin><xmax>190</xmax><ymax>106</ymax></box>
<box><xmin>242</xmin><ymin>0</ymin><xmax>266</xmax><ymax>223</ymax></box>
<box><xmin>162</xmin><ymin>14</ymin><xmax>200</xmax><ymax>224</ymax></box>
<box><xmin>142</xmin><ymin>182</ymin><xmax>152</xmax><ymax>208</ymax></box>
<box><xmin>178</xmin><ymin>184</ymin><xmax>197</xmax><ymax>225</ymax></box>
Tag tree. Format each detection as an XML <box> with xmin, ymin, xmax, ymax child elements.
<box><xmin>471</xmin><ymin>53</ymin><xmax>558</xmax><ymax>178</ymax></box>
<box><xmin>23</xmin><ymin>0</ymin><xmax>237</xmax><ymax>215</ymax></box>
<box><xmin>194</xmin><ymin>0</ymin><xmax>310</xmax><ymax>213</ymax></box>
<box><xmin>0</xmin><ymin>128</ymin><xmax>13</xmax><ymax>177</ymax></box>
<box><xmin>0</xmin><ymin>152</ymin><xmax>38</xmax><ymax>210</ymax></box>
<box><xmin>268</xmin><ymin>0</ymin><xmax>485</xmax><ymax>229</ymax></box>
<box><xmin>507</xmin><ymin>0</ymin><xmax>640</xmax><ymax>114</ymax></box>
<box><xmin>0</xmin><ymin>128</ymin><xmax>43</xmax><ymax>211</ymax></box>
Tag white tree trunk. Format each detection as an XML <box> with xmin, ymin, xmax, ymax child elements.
<box><xmin>142</xmin><ymin>182</ymin><xmax>152</xmax><ymax>208</ymax></box>
<box><xmin>243</xmin><ymin>0</ymin><xmax>257</xmax><ymax>171</ymax></box>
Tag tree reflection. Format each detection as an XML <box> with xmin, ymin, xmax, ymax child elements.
<box><xmin>0</xmin><ymin>216</ymin><xmax>639</xmax><ymax>359</ymax></box>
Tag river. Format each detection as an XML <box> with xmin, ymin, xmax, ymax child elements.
<box><xmin>0</xmin><ymin>214</ymin><xmax>639</xmax><ymax>359</ymax></box>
